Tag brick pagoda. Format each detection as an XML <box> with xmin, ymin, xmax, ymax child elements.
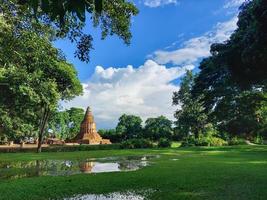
<box><xmin>73</xmin><ymin>107</ymin><xmax>111</xmax><ymax>145</ymax></box>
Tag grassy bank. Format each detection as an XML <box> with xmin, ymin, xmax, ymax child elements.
<box><xmin>0</xmin><ymin>146</ymin><xmax>267</xmax><ymax>200</ymax></box>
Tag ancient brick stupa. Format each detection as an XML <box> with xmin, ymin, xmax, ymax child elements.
<box><xmin>73</xmin><ymin>107</ymin><xmax>111</xmax><ymax>145</ymax></box>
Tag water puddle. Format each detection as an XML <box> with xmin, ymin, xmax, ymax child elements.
<box><xmin>62</xmin><ymin>189</ymin><xmax>155</xmax><ymax>200</ymax></box>
<box><xmin>63</xmin><ymin>191</ymin><xmax>146</xmax><ymax>200</ymax></box>
<box><xmin>0</xmin><ymin>155</ymin><xmax>159</xmax><ymax>180</ymax></box>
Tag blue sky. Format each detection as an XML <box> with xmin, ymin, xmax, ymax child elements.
<box><xmin>56</xmin><ymin>0</ymin><xmax>244</xmax><ymax>129</ymax></box>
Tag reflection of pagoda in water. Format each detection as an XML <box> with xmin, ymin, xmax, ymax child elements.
<box><xmin>73</xmin><ymin>107</ymin><xmax>111</xmax><ymax>144</ymax></box>
<box><xmin>79</xmin><ymin>162</ymin><xmax>95</xmax><ymax>173</ymax></box>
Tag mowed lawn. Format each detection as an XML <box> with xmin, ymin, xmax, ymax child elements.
<box><xmin>0</xmin><ymin>146</ymin><xmax>267</xmax><ymax>200</ymax></box>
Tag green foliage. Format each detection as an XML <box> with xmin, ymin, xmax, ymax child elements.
<box><xmin>157</xmin><ymin>138</ymin><xmax>171</xmax><ymax>148</ymax></box>
<box><xmin>0</xmin><ymin>143</ymin><xmax>121</xmax><ymax>153</ymax></box>
<box><xmin>173</xmin><ymin>71</ymin><xmax>208</xmax><ymax>138</ymax></box>
<box><xmin>67</xmin><ymin>107</ymin><xmax>84</xmax><ymax>138</ymax></box>
<box><xmin>191</xmin><ymin>0</ymin><xmax>267</xmax><ymax>140</ymax></box>
<box><xmin>207</xmin><ymin>137</ymin><xmax>228</xmax><ymax>147</ymax></box>
<box><xmin>253</xmin><ymin>134</ymin><xmax>264</xmax><ymax>145</ymax></box>
<box><xmin>0</xmin><ymin>16</ymin><xmax>82</xmax><ymax>151</ymax></box>
<box><xmin>49</xmin><ymin>110</ymin><xmax>70</xmax><ymax>139</ymax></box>
<box><xmin>48</xmin><ymin>107</ymin><xmax>84</xmax><ymax>140</ymax></box>
<box><xmin>6</xmin><ymin>0</ymin><xmax>139</xmax><ymax>62</ymax></box>
<box><xmin>181</xmin><ymin>135</ymin><xmax>227</xmax><ymax>147</ymax></box>
<box><xmin>116</xmin><ymin>114</ymin><xmax>143</xmax><ymax>139</ymax></box>
<box><xmin>228</xmin><ymin>137</ymin><xmax>247</xmax><ymax>146</ymax></box>
<box><xmin>120</xmin><ymin>139</ymin><xmax>154</xmax><ymax>149</ymax></box>
<box><xmin>144</xmin><ymin>116</ymin><xmax>173</xmax><ymax>140</ymax></box>
<box><xmin>98</xmin><ymin>129</ymin><xmax>122</xmax><ymax>143</ymax></box>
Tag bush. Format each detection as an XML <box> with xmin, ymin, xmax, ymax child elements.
<box><xmin>253</xmin><ymin>134</ymin><xmax>264</xmax><ymax>144</ymax></box>
<box><xmin>0</xmin><ymin>143</ymin><xmax>122</xmax><ymax>153</ymax></box>
<box><xmin>228</xmin><ymin>137</ymin><xmax>247</xmax><ymax>145</ymax></box>
<box><xmin>120</xmin><ymin>139</ymin><xmax>154</xmax><ymax>149</ymax></box>
<box><xmin>207</xmin><ymin>137</ymin><xmax>228</xmax><ymax>146</ymax></box>
<box><xmin>181</xmin><ymin>136</ymin><xmax>197</xmax><ymax>147</ymax></box>
<box><xmin>181</xmin><ymin>135</ymin><xmax>227</xmax><ymax>147</ymax></box>
<box><xmin>158</xmin><ymin>138</ymin><xmax>171</xmax><ymax>148</ymax></box>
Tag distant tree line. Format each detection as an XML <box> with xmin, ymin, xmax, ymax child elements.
<box><xmin>98</xmin><ymin>114</ymin><xmax>173</xmax><ymax>143</ymax></box>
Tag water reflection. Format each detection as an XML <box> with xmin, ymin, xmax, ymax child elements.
<box><xmin>0</xmin><ymin>155</ymin><xmax>158</xmax><ymax>180</ymax></box>
<box><xmin>63</xmin><ymin>192</ymin><xmax>146</xmax><ymax>200</ymax></box>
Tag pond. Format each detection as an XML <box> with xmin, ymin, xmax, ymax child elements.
<box><xmin>0</xmin><ymin>155</ymin><xmax>159</xmax><ymax>180</ymax></box>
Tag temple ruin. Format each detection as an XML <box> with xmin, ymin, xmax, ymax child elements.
<box><xmin>73</xmin><ymin>107</ymin><xmax>111</xmax><ymax>145</ymax></box>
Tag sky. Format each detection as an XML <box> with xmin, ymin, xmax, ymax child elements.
<box><xmin>55</xmin><ymin>0</ymin><xmax>245</xmax><ymax>129</ymax></box>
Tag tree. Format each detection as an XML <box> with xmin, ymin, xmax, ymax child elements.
<box><xmin>144</xmin><ymin>116</ymin><xmax>173</xmax><ymax>141</ymax></box>
<box><xmin>194</xmin><ymin>0</ymin><xmax>267</xmax><ymax>89</ymax></box>
<box><xmin>0</xmin><ymin>16</ymin><xmax>82</xmax><ymax>152</ymax></box>
<box><xmin>48</xmin><ymin>110</ymin><xmax>70</xmax><ymax>139</ymax></box>
<box><xmin>67</xmin><ymin>107</ymin><xmax>84</xmax><ymax>139</ymax></box>
<box><xmin>173</xmin><ymin>71</ymin><xmax>208</xmax><ymax>138</ymax></box>
<box><xmin>192</xmin><ymin>18</ymin><xmax>267</xmax><ymax>139</ymax></box>
<box><xmin>98</xmin><ymin>129</ymin><xmax>122</xmax><ymax>143</ymax></box>
<box><xmin>48</xmin><ymin>107</ymin><xmax>84</xmax><ymax>140</ymax></box>
<box><xmin>116</xmin><ymin>114</ymin><xmax>143</xmax><ymax>139</ymax></box>
<box><xmin>1</xmin><ymin>0</ymin><xmax>139</xmax><ymax>62</ymax></box>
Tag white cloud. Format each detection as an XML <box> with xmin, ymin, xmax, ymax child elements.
<box><xmin>64</xmin><ymin>2</ymin><xmax>243</xmax><ymax>129</ymax></box>
<box><xmin>150</xmin><ymin>17</ymin><xmax>238</xmax><ymax>65</ymax></box>
<box><xmin>64</xmin><ymin>60</ymin><xmax>194</xmax><ymax>128</ymax></box>
<box><xmin>144</xmin><ymin>0</ymin><xmax>178</xmax><ymax>8</ymax></box>
<box><xmin>224</xmin><ymin>0</ymin><xmax>246</xmax><ymax>9</ymax></box>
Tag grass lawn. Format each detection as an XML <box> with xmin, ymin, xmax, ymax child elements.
<box><xmin>0</xmin><ymin>145</ymin><xmax>267</xmax><ymax>200</ymax></box>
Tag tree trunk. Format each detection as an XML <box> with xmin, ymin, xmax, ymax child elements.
<box><xmin>37</xmin><ymin>107</ymin><xmax>50</xmax><ymax>153</ymax></box>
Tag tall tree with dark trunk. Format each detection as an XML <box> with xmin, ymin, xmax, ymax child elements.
<box><xmin>0</xmin><ymin>16</ymin><xmax>82</xmax><ymax>152</ymax></box>
<box><xmin>173</xmin><ymin>71</ymin><xmax>208</xmax><ymax>138</ymax></box>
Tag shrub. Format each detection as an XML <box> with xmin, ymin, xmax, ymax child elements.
<box><xmin>207</xmin><ymin>137</ymin><xmax>228</xmax><ymax>146</ymax></box>
<box><xmin>181</xmin><ymin>136</ymin><xmax>196</xmax><ymax>147</ymax></box>
<box><xmin>0</xmin><ymin>143</ymin><xmax>122</xmax><ymax>153</ymax></box>
<box><xmin>120</xmin><ymin>139</ymin><xmax>154</xmax><ymax>149</ymax></box>
<box><xmin>195</xmin><ymin>136</ymin><xmax>209</xmax><ymax>146</ymax></box>
<box><xmin>253</xmin><ymin>134</ymin><xmax>264</xmax><ymax>144</ymax></box>
<box><xmin>181</xmin><ymin>135</ymin><xmax>227</xmax><ymax>147</ymax></box>
<box><xmin>228</xmin><ymin>137</ymin><xmax>247</xmax><ymax>145</ymax></box>
<box><xmin>158</xmin><ymin>138</ymin><xmax>171</xmax><ymax>148</ymax></box>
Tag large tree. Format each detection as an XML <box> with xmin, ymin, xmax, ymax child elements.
<box><xmin>173</xmin><ymin>71</ymin><xmax>208</xmax><ymax>138</ymax></box>
<box><xmin>190</xmin><ymin>0</ymin><xmax>267</xmax><ymax>139</ymax></box>
<box><xmin>195</xmin><ymin>0</ymin><xmax>267</xmax><ymax>89</ymax></box>
<box><xmin>144</xmin><ymin>116</ymin><xmax>173</xmax><ymax>141</ymax></box>
<box><xmin>0</xmin><ymin>16</ymin><xmax>82</xmax><ymax>152</ymax></box>
<box><xmin>116</xmin><ymin>114</ymin><xmax>143</xmax><ymax>139</ymax></box>
<box><xmin>193</xmin><ymin>57</ymin><xmax>267</xmax><ymax>138</ymax></box>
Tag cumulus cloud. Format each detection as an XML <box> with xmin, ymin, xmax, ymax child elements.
<box><xmin>64</xmin><ymin>2</ymin><xmax>243</xmax><ymax>129</ymax></box>
<box><xmin>64</xmin><ymin>60</ymin><xmax>194</xmax><ymax>128</ymax></box>
<box><xmin>143</xmin><ymin>0</ymin><xmax>178</xmax><ymax>8</ymax></box>
<box><xmin>150</xmin><ymin>17</ymin><xmax>238</xmax><ymax>65</ymax></box>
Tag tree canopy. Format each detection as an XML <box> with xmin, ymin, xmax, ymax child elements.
<box><xmin>48</xmin><ymin>107</ymin><xmax>84</xmax><ymax>140</ymax></box>
<box><xmin>194</xmin><ymin>0</ymin><xmax>267</xmax><ymax>89</ymax></box>
<box><xmin>1</xmin><ymin>0</ymin><xmax>139</xmax><ymax>62</ymax></box>
<box><xmin>116</xmin><ymin>114</ymin><xmax>143</xmax><ymax>139</ymax></box>
<box><xmin>144</xmin><ymin>116</ymin><xmax>173</xmax><ymax>140</ymax></box>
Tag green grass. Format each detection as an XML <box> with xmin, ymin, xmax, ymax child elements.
<box><xmin>1</xmin><ymin>145</ymin><xmax>267</xmax><ymax>200</ymax></box>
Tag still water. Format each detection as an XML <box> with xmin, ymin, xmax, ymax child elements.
<box><xmin>63</xmin><ymin>191</ymin><xmax>147</xmax><ymax>200</ymax></box>
<box><xmin>0</xmin><ymin>155</ymin><xmax>159</xmax><ymax>180</ymax></box>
